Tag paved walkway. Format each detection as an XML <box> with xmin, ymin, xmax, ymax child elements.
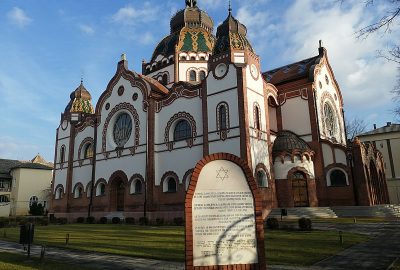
<box><xmin>0</xmin><ymin>221</ymin><xmax>399</xmax><ymax>270</ymax></box>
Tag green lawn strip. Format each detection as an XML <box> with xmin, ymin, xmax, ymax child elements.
<box><xmin>0</xmin><ymin>251</ymin><xmax>95</xmax><ymax>270</ymax></box>
<box><xmin>0</xmin><ymin>224</ymin><xmax>369</xmax><ymax>265</ymax></box>
<box><xmin>265</xmin><ymin>230</ymin><xmax>368</xmax><ymax>266</ymax></box>
<box><xmin>278</xmin><ymin>217</ymin><xmax>388</xmax><ymax>224</ymax></box>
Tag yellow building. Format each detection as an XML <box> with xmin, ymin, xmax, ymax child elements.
<box><xmin>0</xmin><ymin>155</ymin><xmax>53</xmax><ymax>217</ymax></box>
<box><xmin>358</xmin><ymin>123</ymin><xmax>400</xmax><ymax>204</ymax></box>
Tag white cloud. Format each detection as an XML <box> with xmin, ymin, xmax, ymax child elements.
<box><xmin>0</xmin><ymin>136</ymin><xmax>39</xmax><ymax>160</ymax></box>
<box><xmin>79</xmin><ymin>24</ymin><xmax>95</xmax><ymax>35</ymax></box>
<box><xmin>112</xmin><ymin>3</ymin><xmax>158</xmax><ymax>25</ymax></box>
<box><xmin>7</xmin><ymin>7</ymin><xmax>32</xmax><ymax>28</ymax></box>
<box><xmin>139</xmin><ymin>32</ymin><xmax>155</xmax><ymax>45</ymax></box>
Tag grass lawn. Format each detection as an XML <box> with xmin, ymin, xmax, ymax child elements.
<box><xmin>0</xmin><ymin>251</ymin><xmax>95</xmax><ymax>270</ymax></box>
<box><xmin>0</xmin><ymin>224</ymin><xmax>369</xmax><ymax>266</ymax></box>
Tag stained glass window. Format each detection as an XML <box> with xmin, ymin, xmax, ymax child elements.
<box><xmin>219</xmin><ymin>105</ymin><xmax>227</xmax><ymax>130</ymax></box>
<box><xmin>324</xmin><ymin>103</ymin><xmax>337</xmax><ymax>138</ymax></box>
<box><xmin>189</xmin><ymin>70</ymin><xmax>197</xmax><ymax>81</ymax></box>
<box><xmin>113</xmin><ymin>113</ymin><xmax>132</xmax><ymax>147</ymax></box>
<box><xmin>199</xmin><ymin>71</ymin><xmax>206</xmax><ymax>81</ymax></box>
<box><xmin>84</xmin><ymin>143</ymin><xmax>93</xmax><ymax>159</ymax></box>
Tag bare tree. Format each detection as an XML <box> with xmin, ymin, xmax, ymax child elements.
<box><xmin>342</xmin><ymin>0</ymin><xmax>400</xmax><ymax>116</ymax></box>
<box><xmin>346</xmin><ymin>117</ymin><xmax>368</xmax><ymax>141</ymax></box>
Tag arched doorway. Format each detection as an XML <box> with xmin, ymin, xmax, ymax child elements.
<box><xmin>110</xmin><ymin>178</ymin><xmax>125</xmax><ymax>211</ymax></box>
<box><xmin>292</xmin><ymin>172</ymin><xmax>309</xmax><ymax>207</ymax></box>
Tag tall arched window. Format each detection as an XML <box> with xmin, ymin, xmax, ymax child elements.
<box><xmin>324</xmin><ymin>103</ymin><xmax>337</xmax><ymax>138</ymax></box>
<box><xmin>256</xmin><ymin>170</ymin><xmax>268</xmax><ymax>187</ymax></box>
<box><xmin>189</xmin><ymin>70</ymin><xmax>197</xmax><ymax>81</ymax></box>
<box><xmin>254</xmin><ymin>105</ymin><xmax>261</xmax><ymax>130</ymax></box>
<box><xmin>113</xmin><ymin>113</ymin><xmax>132</xmax><ymax>147</ymax></box>
<box><xmin>162</xmin><ymin>74</ymin><xmax>168</xmax><ymax>85</ymax></box>
<box><xmin>0</xmin><ymin>195</ymin><xmax>9</xmax><ymax>203</ymax></box>
<box><xmin>84</xmin><ymin>143</ymin><xmax>93</xmax><ymax>159</ymax></box>
<box><xmin>174</xmin><ymin>120</ymin><xmax>192</xmax><ymax>141</ymax></box>
<box><xmin>60</xmin><ymin>146</ymin><xmax>66</xmax><ymax>163</ymax></box>
<box><xmin>55</xmin><ymin>186</ymin><xmax>63</xmax><ymax>200</ymax></box>
<box><xmin>199</xmin><ymin>71</ymin><xmax>206</xmax><ymax>81</ymax></box>
<box><xmin>131</xmin><ymin>179</ymin><xmax>142</xmax><ymax>194</ymax></box>
<box><xmin>96</xmin><ymin>183</ymin><xmax>106</xmax><ymax>196</ymax></box>
<box><xmin>219</xmin><ymin>106</ymin><xmax>227</xmax><ymax>130</ymax></box>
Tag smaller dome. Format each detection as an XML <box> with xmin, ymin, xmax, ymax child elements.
<box><xmin>170</xmin><ymin>2</ymin><xmax>214</xmax><ymax>34</ymax></box>
<box><xmin>65</xmin><ymin>82</ymin><xmax>94</xmax><ymax>114</ymax></box>
<box><xmin>272</xmin><ymin>131</ymin><xmax>311</xmax><ymax>153</ymax></box>
<box><xmin>214</xmin><ymin>12</ymin><xmax>254</xmax><ymax>54</ymax></box>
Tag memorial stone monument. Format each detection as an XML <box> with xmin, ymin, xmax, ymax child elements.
<box><xmin>185</xmin><ymin>153</ymin><xmax>266</xmax><ymax>270</ymax></box>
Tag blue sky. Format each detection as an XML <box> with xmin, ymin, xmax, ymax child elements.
<box><xmin>0</xmin><ymin>0</ymin><xmax>398</xmax><ymax>161</ymax></box>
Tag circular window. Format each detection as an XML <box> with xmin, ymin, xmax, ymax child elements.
<box><xmin>105</xmin><ymin>103</ymin><xmax>110</xmax><ymax>110</ymax></box>
<box><xmin>215</xmin><ymin>63</ymin><xmax>227</xmax><ymax>78</ymax></box>
<box><xmin>118</xmin><ymin>86</ymin><xmax>124</xmax><ymax>96</ymax></box>
<box><xmin>113</xmin><ymin>113</ymin><xmax>132</xmax><ymax>147</ymax></box>
<box><xmin>132</xmin><ymin>93</ymin><xmax>138</xmax><ymax>101</ymax></box>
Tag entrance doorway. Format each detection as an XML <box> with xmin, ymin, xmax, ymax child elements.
<box><xmin>110</xmin><ymin>179</ymin><xmax>125</xmax><ymax>211</ymax></box>
<box><xmin>292</xmin><ymin>172</ymin><xmax>309</xmax><ymax>207</ymax></box>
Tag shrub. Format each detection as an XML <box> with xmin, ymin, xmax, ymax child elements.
<box><xmin>112</xmin><ymin>217</ymin><xmax>121</xmax><ymax>224</ymax></box>
<box><xmin>86</xmin><ymin>216</ymin><xmax>95</xmax><ymax>224</ymax></box>
<box><xmin>155</xmin><ymin>218</ymin><xmax>164</xmax><ymax>226</ymax></box>
<box><xmin>266</xmin><ymin>218</ymin><xmax>279</xmax><ymax>230</ymax></box>
<box><xmin>76</xmin><ymin>217</ymin><xmax>85</xmax><ymax>223</ymax></box>
<box><xmin>98</xmin><ymin>217</ymin><xmax>107</xmax><ymax>224</ymax></box>
<box><xmin>125</xmin><ymin>217</ymin><xmax>135</xmax><ymax>224</ymax></box>
<box><xmin>29</xmin><ymin>202</ymin><xmax>44</xmax><ymax>216</ymax></box>
<box><xmin>173</xmin><ymin>217</ymin><xmax>184</xmax><ymax>226</ymax></box>
<box><xmin>298</xmin><ymin>217</ymin><xmax>312</xmax><ymax>231</ymax></box>
<box><xmin>138</xmin><ymin>217</ymin><xmax>148</xmax><ymax>226</ymax></box>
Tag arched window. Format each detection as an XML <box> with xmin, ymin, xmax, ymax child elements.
<box><xmin>190</xmin><ymin>56</ymin><xmax>196</xmax><ymax>61</ymax></box>
<box><xmin>74</xmin><ymin>185</ymin><xmax>83</xmax><ymax>198</ymax></box>
<box><xmin>29</xmin><ymin>196</ymin><xmax>39</xmax><ymax>206</ymax></box>
<box><xmin>167</xmin><ymin>178</ymin><xmax>177</xmax><ymax>192</ymax></box>
<box><xmin>84</xmin><ymin>143</ymin><xmax>93</xmax><ymax>159</ymax></box>
<box><xmin>329</xmin><ymin>169</ymin><xmax>347</xmax><ymax>187</ymax></box>
<box><xmin>189</xmin><ymin>70</ymin><xmax>197</xmax><ymax>81</ymax></box>
<box><xmin>96</xmin><ymin>183</ymin><xmax>106</xmax><ymax>196</ymax></box>
<box><xmin>200</xmin><ymin>56</ymin><xmax>206</xmax><ymax>61</ymax></box>
<box><xmin>254</xmin><ymin>105</ymin><xmax>261</xmax><ymax>130</ymax></box>
<box><xmin>60</xmin><ymin>146</ymin><xmax>65</xmax><ymax>163</ymax></box>
<box><xmin>256</xmin><ymin>170</ymin><xmax>268</xmax><ymax>187</ymax></box>
<box><xmin>0</xmin><ymin>195</ymin><xmax>10</xmax><ymax>203</ymax></box>
<box><xmin>113</xmin><ymin>113</ymin><xmax>132</xmax><ymax>147</ymax></box>
<box><xmin>86</xmin><ymin>183</ymin><xmax>92</xmax><ymax>198</ymax></box>
<box><xmin>55</xmin><ymin>187</ymin><xmax>63</xmax><ymax>200</ymax></box>
<box><xmin>174</xmin><ymin>120</ymin><xmax>192</xmax><ymax>141</ymax></box>
<box><xmin>324</xmin><ymin>103</ymin><xmax>337</xmax><ymax>138</ymax></box>
<box><xmin>199</xmin><ymin>71</ymin><xmax>206</xmax><ymax>81</ymax></box>
<box><xmin>180</xmin><ymin>56</ymin><xmax>187</xmax><ymax>61</ymax></box>
<box><xmin>131</xmin><ymin>179</ymin><xmax>142</xmax><ymax>194</ymax></box>
<box><xmin>162</xmin><ymin>74</ymin><xmax>168</xmax><ymax>85</ymax></box>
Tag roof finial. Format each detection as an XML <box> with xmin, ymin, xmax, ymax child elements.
<box><xmin>228</xmin><ymin>0</ymin><xmax>232</xmax><ymax>15</ymax></box>
<box><xmin>185</xmin><ymin>0</ymin><xmax>197</xmax><ymax>7</ymax></box>
<box><xmin>319</xmin><ymin>40</ymin><xmax>323</xmax><ymax>48</ymax></box>
<box><xmin>80</xmin><ymin>72</ymin><xmax>84</xmax><ymax>85</ymax></box>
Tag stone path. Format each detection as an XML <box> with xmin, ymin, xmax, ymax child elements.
<box><xmin>0</xmin><ymin>221</ymin><xmax>399</xmax><ymax>270</ymax></box>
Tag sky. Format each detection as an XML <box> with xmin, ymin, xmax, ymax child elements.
<box><xmin>0</xmin><ymin>0</ymin><xmax>398</xmax><ymax>161</ymax></box>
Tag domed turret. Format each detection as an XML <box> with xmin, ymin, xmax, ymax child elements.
<box><xmin>64</xmin><ymin>81</ymin><xmax>94</xmax><ymax>114</ymax></box>
<box><xmin>149</xmin><ymin>0</ymin><xmax>215</xmax><ymax>62</ymax></box>
<box><xmin>214</xmin><ymin>8</ymin><xmax>254</xmax><ymax>55</ymax></box>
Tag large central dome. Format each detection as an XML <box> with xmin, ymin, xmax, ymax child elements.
<box><xmin>150</xmin><ymin>1</ymin><xmax>215</xmax><ymax>62</ymax></box>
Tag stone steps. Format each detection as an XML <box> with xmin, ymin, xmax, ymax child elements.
<box><xmin>267</xmin><ymin>205</ymin><xmax>400</xmax><ymax>219</ymax></box>
<box><xmin>268</xmin><ymin>207</ymin><xmax>338</xmax><ymax>219</ymax></box>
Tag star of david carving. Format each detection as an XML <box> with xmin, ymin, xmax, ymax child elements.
<box><xmin>216</xmin><ymin>167</ymin><xmax>229</xmax><ymax>182</ymax></box>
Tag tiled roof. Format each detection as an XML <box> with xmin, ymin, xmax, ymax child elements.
<box><xmin>263</xmin><ymin>55</ymin><xmax>321</xmax><ymax>85</ymax></box>
<box><xmin>272</xmin><ymin>130</ymin><xmax>311</xmax><ymax>153</ymax></box>
<box><xmin>358</xmin><ymin>124</ymin><xmax>400</xmax><ymax>136</ymax></box>
<box><xmin>0</xmin><ymin>158</ymin><xmax>52</xmax><ymax>179</ymax></box>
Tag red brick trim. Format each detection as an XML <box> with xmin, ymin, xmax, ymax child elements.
<box><xmin>183</xmin><ymin>168</ymin><xmax>194</xmax><ymax>189</ymax></box>
<box><xmin>109</xmin><ymin>170</ymin><xmax>129</xmax><ymax>184</ymax></box>
<box><xmin>185</xmin><ymin>153</ymin><xmax>266</xmax><ymax>270</ymax></box>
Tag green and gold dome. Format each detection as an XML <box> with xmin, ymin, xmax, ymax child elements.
<box><xmin>150</xmin><ymin>0</ymin><xmax>215</xmax><ymax>62</ymax></box>
<box><xmin>214</xmin><ymin>10</ymin><xmax>254</xmax><ymax>55</ymax></box>
<box><xmin>64</xmin><ymin>82</ymin><xmax>94</xmax><ymax>114</ymax></box>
